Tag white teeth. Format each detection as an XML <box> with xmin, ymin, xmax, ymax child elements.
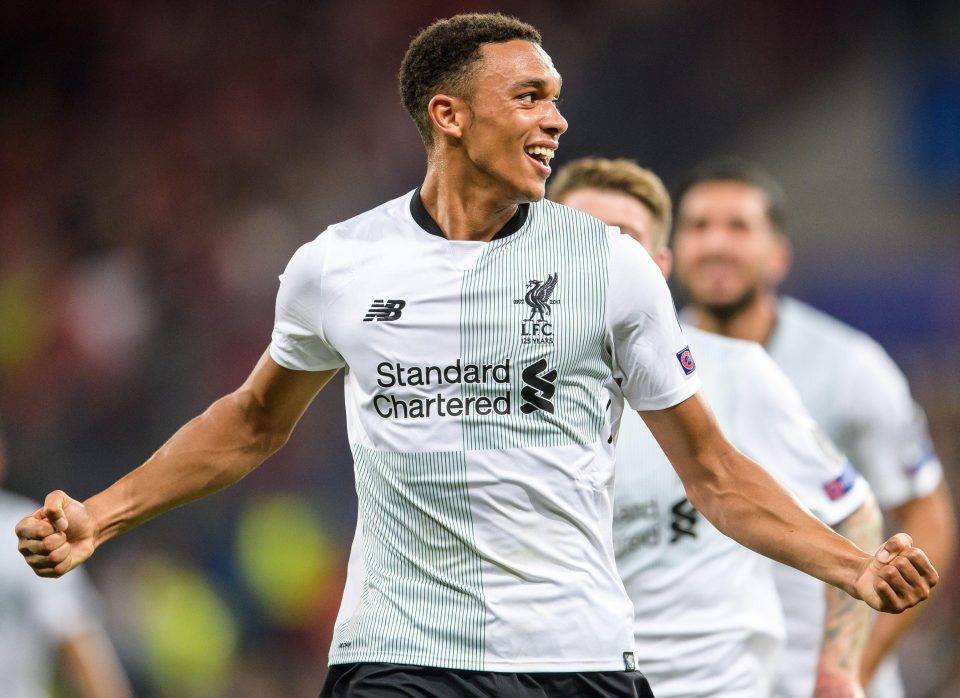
<box><xmin>525</xmin><ymin>146</ymin><xmax>556</xmax><ymax>161</ymax></box>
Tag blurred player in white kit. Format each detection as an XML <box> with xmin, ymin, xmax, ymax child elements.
<box><xmin>671</xmin><ymin>158</ymin><xmax>957</xmax><ymax>698</ymax></box>
<box><xmin>551</xmin><ymin>158</ymin><xmax>883</xmax><ymax>697</ymax></box>
<box><xmin>0</xmin><ymin>424</ymin><xmax>132</xmax><ymax>698</ymax></box>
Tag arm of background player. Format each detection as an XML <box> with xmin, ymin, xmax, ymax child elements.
<box><xmin>860</xmin><ymin>481</ymin><xmax>957</xmax><ymax>685</ymax></box>
<box><xmin>815</xmin><ymin>493</ymin><xmax>883</xmax><ymax>697</ymax></box>
<box><xmin>836</xmin><ymin>344</ymin><xmax>958</xmax><ymax>685</ymax></box>
<box><xmin>15</xmin><ymin>349</ymin><xmax>338</xmax><ymax>578</ymax></box>
<box><xmin>59</xmin><ymin>628</ymin><xmax>134</xmax><ymax>698</ymax></box>
<box><xmin>639</xmin><ymin>393</ymin><xmax>938</xmax><ymax>613</ymax></box>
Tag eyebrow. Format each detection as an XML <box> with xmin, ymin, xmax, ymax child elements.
<box><xmin>510</xmin><ymin>77</ymin><xmax>563</xmax><ymax>92</ymax></box>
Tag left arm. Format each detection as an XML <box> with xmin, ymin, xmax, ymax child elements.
<box><xmin>860</xmin><ymin>481</ymin><xmax>957</xmax><ymax>685</ymax></box>
<box><xmin>639</xmin><ymin>393</ymin><xmax>938</xmax><ymax>612</ymax></box>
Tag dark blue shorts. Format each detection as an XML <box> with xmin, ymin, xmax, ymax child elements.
<box><xmin>320</xmin><ymin>662</ymin><xmax>655</xmax><ymax>697</ymax></box>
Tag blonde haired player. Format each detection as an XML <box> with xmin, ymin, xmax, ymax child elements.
<box><xmin>551</xmin><ymin>157</ymin><xmax>882</xmax><ymax>697</ymax></box>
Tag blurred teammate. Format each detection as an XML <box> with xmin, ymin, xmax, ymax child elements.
<box><xmin>0</xmin><ymin>425</ymin><xmax>132</xmax><ymax>698</ymax></box>
<box><xmin>672</xmin><ymin>158</ymin><xmax>957</xmax><ymax>698</ymax></box>
<box><xmin>551</xmin><ymin>158</ymin><xmax>882</xmax><ymax>697</ymax></box>
<box><xmin>15</xmin><ymin>14</ymin><xmax>938</xmax><ymax>698</ymax></box>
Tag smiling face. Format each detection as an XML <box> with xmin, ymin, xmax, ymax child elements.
<box><xmin>673</xmin><ymin>180</ymin><xmax>789</xmax><ymax>315</ymax></box>
<box><xmin>455</xmin><ymin>40</ymin><xmax>567</xmax><ymax>202</ymax></box>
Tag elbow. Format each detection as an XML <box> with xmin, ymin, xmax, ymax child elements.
<box><xmin>224</xmin><ymin>389</ymin><xmax>292</xmax><ymax>458</ymax></box>
<box><xmin>682</xmin><ymin>456</ymin><xmax>738</xmax><ymax>525</ymax></box>
<box><xmin>250</xmin><ymin>426</ymin><xmax>291</xmax><ymax>457</ymax></box>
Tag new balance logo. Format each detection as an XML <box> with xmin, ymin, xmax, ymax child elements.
<box><xmin>520</xmin><ymin>358</ymin><xmax>557</xmax><ymax>414</ymax></box>
<box><xmin>670</xmin><ymin>497</ymin><xmax>698</xmax><ymax>543</ymax></box>
<box><xmin>363</xmin><ymin>299</ymin><xmax>406</xmax><ymax>322</ymax></box>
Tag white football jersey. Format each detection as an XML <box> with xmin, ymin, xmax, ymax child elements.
<box><xmin>270</xmin><ymin>191</ymin><xmax>701</xmax><ymax>672</ymax></box>
<box><xmin>614</xmin><ymin>326</ymin><xmax>869</xmax><ymax>698</ymax></box>
<box><xmin>767</xmin><ymin>297</ymin><xmax>942</xmax><ymax>698</ymax></box>
<box><xmin>0</xmin><ymin>491</ymin><xmax>102</xmax><ymax>698</ymax></box>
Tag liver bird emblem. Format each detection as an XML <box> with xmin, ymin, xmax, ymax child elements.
<box><xmin>524</xmin><ymin>273</ymin><xmax>558</xmax><ymax>321</ymax></box>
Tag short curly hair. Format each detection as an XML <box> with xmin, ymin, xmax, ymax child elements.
<box><xmin>399</xmin><ymin>13</ymin><xmax>542</xmax><ymax>146</ymax></box>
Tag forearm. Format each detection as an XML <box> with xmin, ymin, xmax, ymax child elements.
<box><xmin>85</xmin><ymin>388</ymin><xmax>287</xmax><ymax>548</ymax></box>
<box><xmin>861</xmin><ymin>482</ymin><xmax>957</xmax><ymax>682</ymax></box>
<box><xmin>60</xmin><ymin>631</ymin><xmax>133</xmax><ymax>698</ymax></box>
<box><xmin>689</xmin><ymin>448</ymin><xmax>869</xmax><ymax>595</ymax></box>
<box><xmin>818</xmin><ymin>494</ymin><xmax>884</xmax><ymax>684</ymax></box>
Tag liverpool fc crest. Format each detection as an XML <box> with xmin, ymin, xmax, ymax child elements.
<box><xmin>514</xmin><ymin>272</ymin><xmax>559</xmax><ymax>344</ymax></box>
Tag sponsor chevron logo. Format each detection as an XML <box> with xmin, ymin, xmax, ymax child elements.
<box><xmin>520</xmin><ymin>358</ymin><xmax>557</xmax><ymax>414</ymax></box>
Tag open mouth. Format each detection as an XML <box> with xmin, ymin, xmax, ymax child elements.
<box><xmin>524</xmin><ymin>145</ymin><xmax>555</xmax><ymax>172</ymax></box>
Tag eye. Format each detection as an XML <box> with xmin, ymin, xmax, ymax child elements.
<box><xmin>553</xmin><ymin>96</ymin><xmax>563</xmax><ymax>106</ymax></box>
<box><xmin>518</xmin><ymin>93</ymin><xmax>535</xmax><ymax>103</ymax></box>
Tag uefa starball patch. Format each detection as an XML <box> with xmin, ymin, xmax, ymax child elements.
<box><xmin>823</xmin><ymin>460</ymin><xmax>858</xmax><ymax>501</ymax></box>
<box><xmin>676</xmin><ymin>346</ymin><xmax>696</xmax><ymax>375</ymax></box>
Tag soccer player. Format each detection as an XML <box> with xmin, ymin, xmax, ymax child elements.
<box><xmin>550</xmin><ymin>157</ymin><xmax>882</xmax><ymax>697</ymax></box>
<box><xmin>0</xmin><ymin>425</ymin><xmax>132</xmax><ymax>698</ymax></box>
<box><xmin>15</xmin><ymin>14</ymin><xmax>938</xmax><ymax>698</ymax></box>
<box><xmin>671</xmin><ymin>157</ymin><xmax>957</xmax><ymax>698</ymax></box>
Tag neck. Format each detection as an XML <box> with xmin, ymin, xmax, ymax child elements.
<box><xmin>689</xmin><ymin>289</ymin><xmax>779</xmax><ymax>345</ymax></box>
<box><xmin>420</xmin><ymin>163</ymin><xmax>523</xmax><ymax>242</ymax></box>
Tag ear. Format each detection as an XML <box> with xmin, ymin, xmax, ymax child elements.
<box><xmin>427</xmin><ymin>94</ymin><xmax>468</xmax><ymax>141</ymax></box>
<box><xmin>655</xmin><ymin>248</ymin><xmax>673</xmax><ymax>280</ymax></box>
<box><xmin>766</xmin><ymin>233</ymin><xmax>793</xmax><ymax>286</ymax></box>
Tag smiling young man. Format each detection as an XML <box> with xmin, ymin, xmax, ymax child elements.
<box><xmin>15</xmin><ymin>14</ymin><xmax>939</xmax><ymax>698</ymax></box>
<box><xmin>672</xmin><ymin>158</ymin><xmax>956</xmax><ymax>698</ymax></box>
<box><xmin>551</xmin><ymin>158</ymin><xmax>882</xmax><ymax>698</ymax></box>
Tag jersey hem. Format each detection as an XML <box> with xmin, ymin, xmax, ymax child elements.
<box><xmin>328</xmin><ymin>652</ymin><xmax>631</xmax><ymax>673</ymax></box>
<box><xmin>268</xmin><ymin>342</ymin><xmax>344</xmax><ymax>372</ymax></box>
<box><xmin>625</xmin><ymin>377</ymin><xmax>701</xmax><ymax>412</ymax></box>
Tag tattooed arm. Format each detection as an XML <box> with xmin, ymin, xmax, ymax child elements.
<box><xmin>815</xmin><ymin>493</ymin><xmax>884</xmax><ymax>698</ymax></box>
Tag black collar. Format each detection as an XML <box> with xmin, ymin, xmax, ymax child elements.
<box><xmin>410</xmin><ymin>188</ymin><xmax>529</xmax><ymax>241</ymax></box>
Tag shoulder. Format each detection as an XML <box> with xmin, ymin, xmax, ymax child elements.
<box><xmin>685</xmin><ymin>326</ymin><xmax>794</xmax><ymax>401</ymax></box>
<box><xmin>327</xmin><ymin>191</ymin><xmax>414</xmax><ymax>240</ymax></box>
<box><xmin>777</xmin><ymin>297</ymin><xmax>908</xmax><ymax>387</ymax></box>
<box><xmin>684</xmin><ymin>325</ymin><xmax>764</xmax><ymax>362</ymax></box>
<box><xmin>777</xmin><ymin>297</ymin><xmax>875</xmax><ymax>355</ymax></box>
<box><xmin>281</xmin><ymin>192</ymin><xmax>415</xmax><ymax>282</ymax></box>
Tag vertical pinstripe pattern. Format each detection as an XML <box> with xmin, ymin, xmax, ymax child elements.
<box><xmin>461</xmin><ymin>201</ymin><xmax>610</xmax><ymax>450</ymax></box>
<box><xmin>329</xmin><ymin>445</ymin><xmax>486</xmax><ymax>669</ymax></box>
<box><xmin>330</xmin><ymin>200</ymin><xmax>616</xmax><ymax>670</ymax></box>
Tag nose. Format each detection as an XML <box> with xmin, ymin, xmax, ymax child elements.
<box><xmin>695</xmin><ymin>224</ymin><xmax>725</xmax><ymax>250</ymax></box>
<box><xmin>542</xmin><ymin>101</ymin><xmax>568</xmax><ymax>137</ymax></box>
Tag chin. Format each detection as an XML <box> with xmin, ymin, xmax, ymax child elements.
<box><xmin>517</xmin><ymin>180</ymin><xmax>547</xmax><ymax>202</ymax></box>
<box><xmin>699</xmin><ymin>287</ymin><xmax>758</xmax><ymax>320</ymax></box>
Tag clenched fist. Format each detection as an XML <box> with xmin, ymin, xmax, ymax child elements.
<box><xmin>853</xmin><ymin>532</ymin><xmax>938</xmax><ymax>613</ymax></box>
<box><xmin>15</xmin><ymin>490</ymin><xmax>97</xmax><ymax>578</ymax></box>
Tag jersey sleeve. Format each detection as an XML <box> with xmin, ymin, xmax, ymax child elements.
<box><xmin>732</xmin><ymin>344</ymin><xmax>869</xmax><ymax>526</ymax></box>
<box><xmin>838</xmin><ymin>341</ymin><xmax>943</xmax><ymax>510</ymax></box>
<box><xmin>270</xmin><ymin>234</ymin><xmax>346</xmax><ymax>371</ymax></box>
<box><xmin>606</xmin><ymin>230</ymin><xmax>701</xmax><ymax>411</ymax></box>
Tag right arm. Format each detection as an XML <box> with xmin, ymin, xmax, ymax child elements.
<box><xmin>16</xmin><ymin>350</ymin><xmax>337</xmax><ymax>577</ymax></box>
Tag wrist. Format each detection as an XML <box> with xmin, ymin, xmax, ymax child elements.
<box><xmin>84</xmin><ymin>487</ymin><xmax>128</xmax><ymax>549</ymax></box>
<box><xmin>841</xmin><ymin>548</ymin><xmax>873</xmax><ymax>599</ymax></box>
<box><xmin>816</xmin><ymin>665</ymin><xmax>864</xmax><ymax>698</ymax></box>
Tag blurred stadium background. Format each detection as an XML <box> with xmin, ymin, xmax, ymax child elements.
<box><xmin>1</xmin><ymin>1</ymin><xmax>958</xmax><ymax>695</ymax></box>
